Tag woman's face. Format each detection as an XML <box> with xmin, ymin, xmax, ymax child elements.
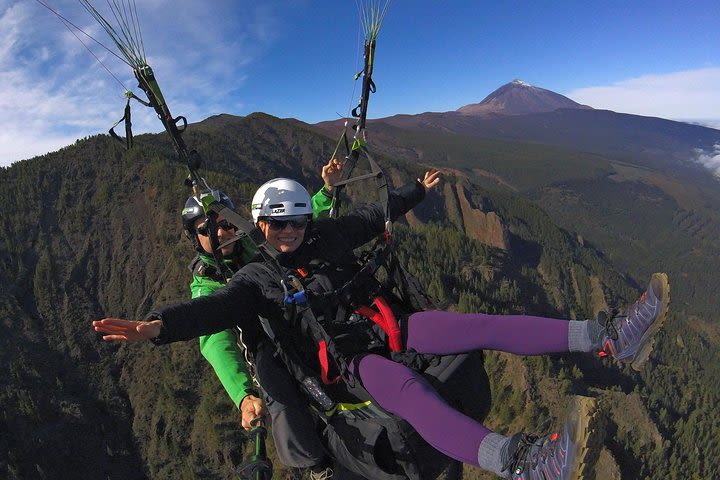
<box><xmin>257</xmin><ymin>215</ymin><xmax>309</xmax><ymax>253</ymax></box>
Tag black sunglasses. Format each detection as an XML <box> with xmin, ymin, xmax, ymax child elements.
<box><xmin>196</xmin><ymin>219</ymin><xmax>236</xmax><ymax>236</ymax></box>
<box><xmin>262</xmin><ymin>215</ymin><xmax>309</xmax><ymax>231</ymax></box>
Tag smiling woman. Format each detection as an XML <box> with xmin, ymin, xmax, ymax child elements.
<box><xmin>251</xmin><ymin>178</ymin><xmax>314</xmax><ymax>253</ymax></box>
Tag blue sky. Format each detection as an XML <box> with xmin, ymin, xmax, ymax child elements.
<box><xmin>1</xmin><ymin>0</ymin><xmax>719</xmax><ymax>166</ymax></box>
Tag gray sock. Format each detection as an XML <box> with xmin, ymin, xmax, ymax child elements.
<box><xmin>477</xmin><ymin>432</ymin><xmax>512</xmax><ymax>478</ymax></box>
<box><xmin>568</xmin><ymin>319</ymin><xmax>598</xmax><ymax>352</ymax></box>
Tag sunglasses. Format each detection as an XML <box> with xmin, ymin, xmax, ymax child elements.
<box><xmin>196</xmin><ymin>219</ymin><xmax>236</xmax><ymax>236</ymax></box>
<box><xmin>262</xmin><ymin>215</ymin><xmax>309</xmax><ymax>231</ymax></box>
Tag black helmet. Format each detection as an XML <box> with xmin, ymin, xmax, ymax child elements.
<box><xmin>182</xmin><ymin>190</ymin><xmax>234</xmax><ymax>251</ymax></box>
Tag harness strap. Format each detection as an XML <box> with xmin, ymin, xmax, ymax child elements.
<box><xmin>333</xmin><ymin>237</ymin><xmax>391</xmax><ymax>306</ymax></box>
<box><xmin>331</xmin><ymin>146</ymin><xmax>389</xmax><ymax>223</ymax></box>
<box><xmin>109</xmin><ymin>97</ymin><xmax>133</xmax><ymax>149</ymax></box>
<box><xmin>256</xmin><ymin>314</ymin><xmax>337</xmax><ymax>412</ymax></box>
<box><xmin>297</xmin><ymin>303</ymin><xmax>355</xmax><ymax>387</ymax></box>
<box><xmin>318</xmin><ymin>340</ymin><xmax>342</xmax><ymax>385</ymax></box>
<box><xmin>251</xmin><ymin>263</ymin><xmax>346</xmax><ymax>410</ymax></box>
<box><xmin>387</xmin><ymin>252</ymin><xmax>436</xmax><ymax>312</ymax></box>
<box><xmin>189</xmin><ymin>255</ymin><xmax>237</xmax><ymax>284</ymax></box>
<box><xmin>109</xmin><ymin>91</ymin><xmax>152</xmax><ymax>150</ymax></box>
<box><xmin>351</xmin><ymin>40</ymin><xmax>377</xmax><ymax>135</ymax></box>
<box><xmin>355</xmin><ymin>296</ymin><xmax>402</xmax><ymax>352</ymax></box>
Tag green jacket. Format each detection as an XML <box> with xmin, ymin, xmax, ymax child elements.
<box><xmin>193</xmin><ymin>186</ymin><xmax>333</xmax><ymax>408</ymax></box>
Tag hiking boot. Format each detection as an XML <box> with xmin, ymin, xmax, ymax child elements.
<box><xmin>502</xmin><ymin>396</ymin><xmax>605</xmax><ymax>480</ymax></box>
<box><xmin>597</xmin><ymin>272</ymin><xmax>670</xmax><ymax>370</ymax></box>
<box><xmin>309</xmin><ymin>466</ymin><xmax>334</xmax><ymax>480</ymax></box>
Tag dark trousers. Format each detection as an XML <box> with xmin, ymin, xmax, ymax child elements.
<box><xmin>254</xmin><ymin>343</ymin><xmax>326</xmax><ymax>468</ymax></box>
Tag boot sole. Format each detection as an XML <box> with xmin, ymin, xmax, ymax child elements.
<box><xmin>630</xmin><ymin>272</ymin><xmax>670</xmax><ymax>371</ymax></box>
<box><xmin>568</xmin><ymin>395</ymin><xmax>606</xmax><ymax>480</ymax></box>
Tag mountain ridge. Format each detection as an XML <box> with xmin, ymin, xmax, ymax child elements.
<box><xmin>314</xmin><ymin>80</ymin><xmax>720</xmax><ymax>184</ymax></box>
<box><xmin>457</xmin><ymin>79</ymin><xmax>593</xmax><ymax>116</ymax></box>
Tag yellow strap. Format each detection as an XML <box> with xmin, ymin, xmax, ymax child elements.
<box><xmin>324</xmin><ymin>400</ymin><xmax>373</xmax><ymax>417</ymax></box>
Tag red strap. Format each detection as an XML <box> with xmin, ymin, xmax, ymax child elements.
<box><xmin>355</xmin><ymin>304</ymin><xmax>385</xmax><ymax>328</ymax></box>
<box><xmin>373</xmin><ymin>297</ymin><xmax>402</xmax><ymax>352</ymax></box>
<box><xmin>355</xmin><ymin>296</ymin><xmax>403</xmax><ymax>352</ymax></box>
<box><xmin>318</xmin><ymin>340</ymin><xmax>340</xmax><ymax>385</ymax></box>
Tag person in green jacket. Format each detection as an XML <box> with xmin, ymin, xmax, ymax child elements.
<box><xmin>180</xmin><ymin>158</ymin><xmax>340</xmax><ymax>478</ymax></box>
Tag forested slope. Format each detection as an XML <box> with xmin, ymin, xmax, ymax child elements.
<box><xmin>0</xmin><ymin>113</ymin><xmax>714</xmax><ymax>479</ymax></box>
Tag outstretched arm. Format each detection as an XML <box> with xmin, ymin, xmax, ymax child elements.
<box><xmin>333</xmin><ymin>169</ymin><xmax>443</xmax><ymax>249</ymax></box>
<box><xmin>93</xmin><ymin>272</ymin><xmax>263</xmax><ymax>345</ymax></box>
<box><xmin>92</xmin><ymin>318</ymin><xmax>161</xmax><ymax>341</ymax></box>
<box><xmin>387</xmin><ymin>169</ymin><xmax>441</xmax><ymax>219</ymax></box>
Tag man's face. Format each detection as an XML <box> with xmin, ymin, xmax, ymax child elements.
<box><xmin>257</xmin><ymin>215</ymin><xmax>309</xmax><ymax>253</ymax></box>
<box><xmin>194</xmin><ymin>215</ymin><xmax>237</xmax><ymax>256</ymax></box>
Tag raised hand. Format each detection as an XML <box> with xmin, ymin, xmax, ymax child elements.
<box><xmin>321</xmin><ymin>157</ymin><xmax>343</xmax><ymax>192</ymax></box>
<box><xmin>418</xmin><ymin>169</ymin><xmax>441</xmax><ymax>191</ymax></box>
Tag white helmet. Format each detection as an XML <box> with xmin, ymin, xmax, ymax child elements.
<box><xmin>251</xmin><ymin>178</ymin><xmax>313</xmax><ymax>223</ymax></box>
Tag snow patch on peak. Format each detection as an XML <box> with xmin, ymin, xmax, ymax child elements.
<box><xmin>511</xmin><ymin>79</ymin><xmax>533</xmax><ymax>87</ymax></box>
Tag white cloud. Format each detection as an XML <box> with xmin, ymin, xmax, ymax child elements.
<box><xmin>694</xmin><ymin>144</ymin><xmax>720</xmax><ymax>177</ymax></box>
<box><xmin>0</xmin><ymin>131</ymin><xmax>78</xmax><ymax>164</ymax></box>
<box><xmin>565</xmin><ymin>68</ymin><xmax>720</xmax><ymax>123</ymax></box>
<box><xmin>0</xmin><ymin>1</ymin><xmax>28</xmax><ymax>64</ymax></box>
<box><xmin>0</xmin><ymin>0</ymin><xmax>279</xmax><ymax>167</ymax></box>
<box><xmin>683</xmin><ymin>119</ymin><xmax>720</xmax><ymax>130</ymax></box>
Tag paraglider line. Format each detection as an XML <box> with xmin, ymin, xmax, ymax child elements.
<box><xmin>35</xmin><ymin>0</ymin><xmax>131</xmax><ymax>91</ymax></box>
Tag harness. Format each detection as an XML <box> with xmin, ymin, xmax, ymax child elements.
<box><xmin>247</xmin><ymin>263</ymin><xmax>435</xmax><ymax>480</ymax></box>
<box><xmin>248</xmin><ymin>233</ymin><xmax>438</xmax><ymax>406</ymax></box>
<box><xmin>189</xmin><ymin>255</ymin><xmax>229</xmax><ymax>284</ymax></box>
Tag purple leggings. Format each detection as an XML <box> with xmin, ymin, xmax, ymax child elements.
<box><xmin>353</xmin><ymin>310</ymin><xmax>571</xmax><ymax>466</ymax></box>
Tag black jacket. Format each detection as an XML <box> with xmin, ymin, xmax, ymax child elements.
<box><xmin>150</xmin><ymin>181</ymin><xmax>426</xmax><ymax>361</ymax></box>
